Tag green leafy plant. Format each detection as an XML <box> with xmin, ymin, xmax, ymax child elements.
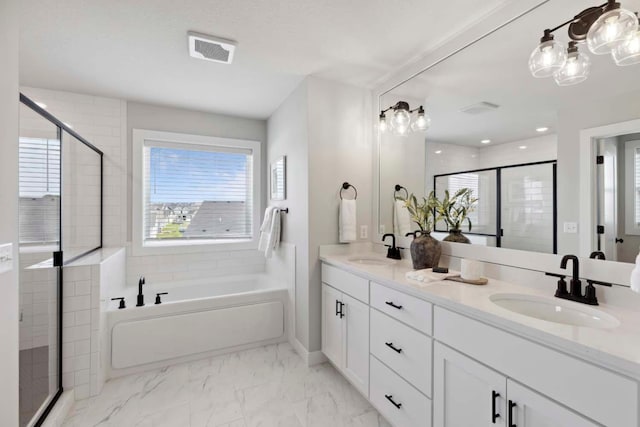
<box><xmin>402</xmin><ymin>191</ymin><xmax>440</xmax><ymax>233</ymax></box>
<box><xmin>438</xmin><ymin>188</ymin><xmax>478</xmax><ymax>232</ymax></box>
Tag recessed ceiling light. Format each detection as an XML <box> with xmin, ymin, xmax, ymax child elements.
<box><xmin>481</xmin><ymin>139</ymin><xmax>491</xmax><ymax>144</ymax></box>
<box><xmin>35</xmin><ymin>101</ymin><xmax>47</xmax><ymax>109</ymax></box>
<box><xmin>435</xmin><ymin>150</ymin><xmax>442</xmax><ymax>154</ymax></box>
<box><xmin>519</xmin><ymin>145</ymin><xmax>527</xmax><ymax>150</ymax></box>
<box><xmin>536</xmin><ymin>127</ymin><xmax>549</xmax><ymax>132</ymax></box>
<box><xmin>63</xmin><ymin>122</ymin><xmax>73</xmax><ymax>129</ymax></box>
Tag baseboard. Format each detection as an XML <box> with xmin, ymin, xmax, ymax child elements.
<box><xmin>290</xmin><ymin>337</ymin><xmax>328</xmax><ymax>366</ymax></box>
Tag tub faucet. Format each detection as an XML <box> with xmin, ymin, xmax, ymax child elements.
<box><xmin>136</xmin><ymin>276</ymin><xmax>145</xmax><ymax>307</ymax></box>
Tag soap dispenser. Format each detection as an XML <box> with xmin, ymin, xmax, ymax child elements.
<box><xmin>630</xmin><ymin>248</ymin><xmax>640</xmax><ymax>293</ymax></box>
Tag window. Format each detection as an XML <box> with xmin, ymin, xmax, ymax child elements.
<box><xmin>18</xmin><ymin>137</ymin><xmax>61</xmax><ymax>244</ymax></box>
<box><xmin>624</xmin><ymin>140</ymin><xmax>640</xmax><ymax>235</ymax></box>
<box><xmin>132</xmin><ymin>130</ymin><xmax>261</xmax><ymax>254</ymax></box>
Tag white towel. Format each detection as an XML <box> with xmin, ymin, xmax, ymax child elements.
<box><xmin>259</xmin><ymin>207</ymin><xmax>280</xmax><ymax>257</ymax></box>
<box><xmin>339</xmin><ymin>199</ymin><xmax>357</xmax><ymax>243</ymax></box>
<box><xmin>393</xmin><ymin>199</ymin><xmax>412</xmax><ymax>237</ymax></box>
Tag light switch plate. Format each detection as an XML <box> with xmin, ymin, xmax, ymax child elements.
<box><xmin>360</xmin><ymin>225</ymin><xmax>368</xmax><ymax>239</ymax></box>
<box><xmin>0</xmin><ymin>243</ymin><xmax>14</xmax><ymax>274</ymax></box>
<box><xmin>563</xmin><ymin>222</ymin><xmax>578</xmax><ymax>234</ymax></box>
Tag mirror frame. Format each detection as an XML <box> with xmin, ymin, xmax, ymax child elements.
<box><xmin>371</xmin><ymin>0</ymin><xmax>634</xmax><ymax>286</ymax></box>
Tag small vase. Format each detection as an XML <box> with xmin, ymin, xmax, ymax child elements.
<box><xmin>410</xmin><ymin>232</ymin><xmax>442</xmax><ymax>269</ymax></box>
<box><xmin>443</xmin><ymin>229</ymin><xmax>471</xmax><ymax>244</ymax></box>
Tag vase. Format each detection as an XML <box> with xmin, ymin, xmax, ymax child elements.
<box><xmin>443</xmin><ymin>229</ymin><xmax>471</xmax><ymax>244</ymax></box>
<box><xmin>410</xmin><ymin>232</ymin><xmax>442</xmax><ymax>269</ymax></box>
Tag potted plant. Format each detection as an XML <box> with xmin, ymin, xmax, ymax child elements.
<box><xmin>438</xmin><ymin>188</ymin><xmax>478</xmax><ymax>244</ymax></box>
<box><xmin>403</xmin><ymin>191</ymin><xmax>442</xmax><ymax>269</ymax></box>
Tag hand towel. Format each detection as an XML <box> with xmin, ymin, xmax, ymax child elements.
<box><xmin>393</xmin><ymin>199</ymin><xmax>412</xmax><ymax>237</ymax></box>
<box><xmin>264</xmin><ymin>209</ymin><xmax>281</xmax><ymax>259</ymax></box>
<box><xmin>405</xmin><ymin>268</ymin><xmax>460</xmax><ymax>283</ymax></box>
<box><xmin>258</xmin><ymin>206</ymin><xmax>276</xmax><ymax>252</ymax></box>
<box><xmin>339</xmin><ymin>199</ymin><xmax>357</xmax><ymax>243</ymax></box>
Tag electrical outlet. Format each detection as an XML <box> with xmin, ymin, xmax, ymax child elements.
<box><xmin>360</xmin><ymin>225</ymin><xmax>368</xmax><ymax>239</ymax></box>
<box><xmin>563</xmin><ymin>222</ymin><xmax>578</xmax><ymax>234</ymax></box>
<box><xmin>0</xmin><ymin>243</ymin><xmax>13</xmax><ymax>274</ymax></box>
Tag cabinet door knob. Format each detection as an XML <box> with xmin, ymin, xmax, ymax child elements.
<box><xmin>492</xmin><ymin>391</ymin><xmax>500</xmax><ymax>423</ymax></box>
<box><xmin>385</xmin><ymin>342</ymin><xmax>403</xmax><ymax>353</ymax></box>
<box><xmin>508</xmin><ymin>400</ymin><xmax>517</xmax><ymax>427</ymax></box>
<box><xmin>385</xmin><ymin>394</ymin><xmax>402</xmax><ymax>409</ymax></box>
<box><xmin>385</xmin><ymin>301</ymin><xmax>403</xmax><ymax>310</ymax></box>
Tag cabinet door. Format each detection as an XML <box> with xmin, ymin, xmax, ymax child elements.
<box><xmin>321</xmin><ymin>283</ymin><xmax>343</xmax><ymax>367</ymax></box>
<box><xmin>342</xmin><ymin>294</ymin><xmax>369</xmax><ymax>396</ymax></box>
<box><xmin>507</xmin><ymin>380</ymin><xmax>599</xmax><ymax>427</ymax></box>
<box><xmin>434</xmin><ymin>342</ymin><xmax>506</xmax><ymax>427</ymax></box>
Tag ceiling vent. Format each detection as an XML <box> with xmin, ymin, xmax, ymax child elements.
<box><xmin>459</xmin><ymin>102</ymin><xmax>500</xmax><ymax>115</ymax></box>
<box><xmin>188</xmin><ymin>31</ymin><xmax>236</xmax><ymax>64</ymax></box>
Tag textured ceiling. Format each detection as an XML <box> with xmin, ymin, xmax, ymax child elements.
<box><xmin>19</xmin><ymin>0</ymin><xmax>509</xmax><ymax>119</ymax></box>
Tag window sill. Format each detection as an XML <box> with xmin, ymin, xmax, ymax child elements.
<box><xmin>130</xmin><ymin>238</ymin><xmax>258</xmax><ymax>256</ymax></box>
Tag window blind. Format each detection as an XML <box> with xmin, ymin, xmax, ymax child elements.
<box><xmin>18</xmin><ymin>137</ymin><xmax>61</xmax><ymax>244</ymax></box>
<box><xmin>143</xmin><ymin>143</ymin><xmax>253</xmax><ymax>242</ymax></box>
<box><xmin>446</xmin><ymin>173</ymin><xmax>481</xmax><ymax>228</ymax></box>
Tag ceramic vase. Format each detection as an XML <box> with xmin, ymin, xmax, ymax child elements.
<box><xmin>410</xmin><ymin>232</ymin><xmax>442</xmax><ymax>269</ymax></box>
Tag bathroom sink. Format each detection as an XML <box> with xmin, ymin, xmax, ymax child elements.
<box><xmin>347</xmin><ymin>257</ymin><xmax>395</xmax><ymax>266</ymax></box>
<box><xmin>490</xmin><ymin>293</ymin><xmax>620</xmax><ymax>329</ymax></box>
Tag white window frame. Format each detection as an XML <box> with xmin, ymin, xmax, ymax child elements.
<box><xmin>131</xmin><ymin>129</ymin><xmax>261</xmax><ymax>256</ymax></box>
<box><xmin>625</xmin><ymin>139</ymin><xmax>640</xmax><ymax>236</ymax></box>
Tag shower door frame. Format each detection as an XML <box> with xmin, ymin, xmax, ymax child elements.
<box><xmin>433</xmin><ymin>159</ymin><xmax>558</xmax><ymax>254</ymax></box>
<box><xmin>19</xmin><ymin>93</ymin><xmax>104</xmax><ymax>427</ymax></box>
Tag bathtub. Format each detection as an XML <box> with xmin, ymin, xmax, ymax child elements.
<box><xmin>106</xmin><ymin>274</ymin><xmax>288</xmax><ymax>375</ymax></box>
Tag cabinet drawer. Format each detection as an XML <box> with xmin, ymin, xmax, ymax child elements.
<box><xmin>370</xmin><ymin>309</ymin><xmax>432</xmax><ymax>397</ymax></box>
<box><xmin>371</xmin><ymin>282</ymin><xmax>432</xmax><ymax>334</ymax></box>
<box><xmin>434</xmin><ymin>307</ymin><xmax>639</xmax><ymax>427</ymax></box>
<box><xmin>322</xmin><ymin>263</ymin><xmax>369</xmax><ymax>303</ymax></box>
<box><xmin>370</xmin><ymin>355</ymin><xmax>431</xmax><ymax>427</ymax></box>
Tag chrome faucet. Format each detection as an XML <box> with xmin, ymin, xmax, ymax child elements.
<box><xmin>136</xmin><ymin>276</ymin><xmax>146</xmax><ymax>307</ymax></box>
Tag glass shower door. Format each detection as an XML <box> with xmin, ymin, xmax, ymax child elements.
<box><xmin>500</xmin><ymin>163</ymin><xmax>556</xmax><ymax>254</ymax></box>
<box><xmin>18</xmin><ymin>102</ymin><xmax>61</xmax><ymax>426</ymax></box>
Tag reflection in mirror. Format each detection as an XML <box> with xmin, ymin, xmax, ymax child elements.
<box><xmin>377</xmin><ymin>0</ymin><xmax>640</xmax><ymax>261</ymax></box>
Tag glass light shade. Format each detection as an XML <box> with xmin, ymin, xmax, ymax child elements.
<box><xmin>391</xmin><ymin>123</ymin><xmax>409</xmax><ymax>136</ymax></box>
<box><xmin>612</xmin><ymin>28</ymin><xmax>640</xmax><ymax>65</ymax></box>
<box><xmin>411</xmin><ymin>112</ymin><xmax>431</xmax><ymax>132</ymax></box>
<box><xmin>529</xmin><ymin>40</ymin><xmax>567</xmax><ymax>77</ymax></box>
<box><xmin>378</xmin><ymin>114</ymin><xmax>388</xmax><ymax>133</ymax></box>
<box><xmin>586</xmin><ymin>7</ymin><xmax>638</xmax><ymax>54</ymax></box>
<box><xmin>553</xmin><ymin>51</ymin><xmax>591</xmax><ymax>86</ymax></box>
<box><xmin>390</xmin><ymin>108</ymin><xmax>411</xmax><ymax>130</ymax></box>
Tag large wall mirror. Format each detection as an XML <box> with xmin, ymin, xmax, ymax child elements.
<box><xmin>377</xmin><ymin>0</ymin><xmax>640</xmax><ymax>265</ymax></box>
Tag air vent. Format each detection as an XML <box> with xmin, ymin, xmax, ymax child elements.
<box><xmin>188</xmin><ymin>31</ymin><xmax>236</xmax><ymax>64</ymax></box>
<box><xmin>459</xmin><ymin>102</ymin><xmax>500</xmax><ymax>115</ymax></box>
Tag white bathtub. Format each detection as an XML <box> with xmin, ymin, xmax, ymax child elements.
<box><xmin>106</xmin><ymin>274</ymin><xmax>288</xmax><ymax>375</ymax></box>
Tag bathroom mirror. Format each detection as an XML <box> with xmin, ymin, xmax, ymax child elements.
<box><xmin>377</xmin><ymin>0</ymin><xmax>640</xmax><ymax>262</ymax></box>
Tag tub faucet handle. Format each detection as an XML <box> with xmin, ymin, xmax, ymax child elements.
<box><xmin>155</xmin><ymin>292</ymin><xmax>168</xmax><ymax>305</ymax></box>
<box><xmin>111</xmin><ymin>297</ymin><xmax>126</xmax><ymax>309</ymax></box>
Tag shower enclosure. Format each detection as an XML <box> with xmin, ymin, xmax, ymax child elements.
<box><xmin>18</xmin><ymin>94</ymin><xmax>103</xmax><ymax>426</ymax></box>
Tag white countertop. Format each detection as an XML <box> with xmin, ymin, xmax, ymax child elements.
<box><xmin>321</xmin><ymin>252</ymin><xmax>640</xmax><ymax>380</ymax></box>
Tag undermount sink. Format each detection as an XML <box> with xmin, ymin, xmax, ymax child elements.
<box><xmin>490</xmin><ymin>293</ymin><xmax>620</xmax><ymax>329</ymax></box>
<box><xmin>347</xmin><ymin>257</ymin><xmax>395</xmax><ymax>266</ymax></box>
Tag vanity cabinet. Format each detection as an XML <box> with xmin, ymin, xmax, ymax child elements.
<box><xmin>434</xmin><ymin>342</ymin><xmax>598</xmax><ymax>427</ymax></box>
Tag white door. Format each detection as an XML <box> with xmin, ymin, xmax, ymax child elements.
<box><xmin>321</xmin><ymin>283</ymin><xmax>343</xmax><ymax>367</ymax></box>
<box><xmin>507</xmin><ymin>380</ymin><xmax>599</xmax><ymax>427</ymax></box>
<box><xmin>341</xmin><ymin>294</ymin><xmax>369</xmax><ymax>396</ymax></box>
<box><xmin>434</xmin><ymin>342</ymin><xmax>507</xmax><ymax>427</ymax></box>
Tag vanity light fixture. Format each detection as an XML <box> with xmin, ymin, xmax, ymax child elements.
<box><xmin>536</xmin><ymin>126</ymin><xmax>549</xmax><ymax>132</ymax></box>
<box><xmin>529</xmin><ymin>0</ymin><xmax>638</xmax><ymax>85</ymax></box>
<box><xmin>378</xmin><ymin>101</ymin><xmax>430</xmax><ymax>135</ymax></box>
<box><xmin>481</xmin><ymin>139</ymin><xmax>491</xmax><ymax>144</ymax></box>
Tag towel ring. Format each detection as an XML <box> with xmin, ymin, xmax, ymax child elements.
<box><xmin>394</xmin><ymin>184</ymin><xmax>408</xmax><ymax>200</ymax></box>
<box><xmin>340</xmin><ymin>182</ymin><xmax>358</xmax><ymax>200</ymax></box>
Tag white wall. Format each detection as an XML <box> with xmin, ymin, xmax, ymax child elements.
<box><xmin>0</xmin><ymin>0</ymin><xmax>20</xmax><ymax>424</ymax></box>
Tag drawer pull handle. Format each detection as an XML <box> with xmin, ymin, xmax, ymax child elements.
<box><xmin>508</xmin><ymin>400</ymin><xmax>517</xmax><ymax>427</ymax></box>
<box><xmin>492</xmin><ymin>391</ymin><xmax>500</xmax><ymax>423</ymax></box>
<box><xmin>385</xmin><ymin>342</ymin><xmax>403</xmax><ymax>353</ymax></box>
<box><xmin>385</xmin><ymin>394</ymin><xmax>402</xmax><ymax>409</ymax></box>
<box><xmin>385</xmin><ymin>301</ymin><xmax>403</xmax><ymax>310</ymax></box>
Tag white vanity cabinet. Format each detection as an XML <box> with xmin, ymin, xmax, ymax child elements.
<box><xmin>321</xmin><ymin>265</ymin><xmax>369</xmax><ymax>396</ymax></box>
<box><xmin>434</xmin><ymin>343</ymin><xmax>598</xmax><ymax>427</ymax></box>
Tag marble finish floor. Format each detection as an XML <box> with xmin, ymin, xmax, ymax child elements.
<box><xmin>62</xmin><ymin>343</ymin><xmax>391</xmax><ymax>427</ymax></box>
